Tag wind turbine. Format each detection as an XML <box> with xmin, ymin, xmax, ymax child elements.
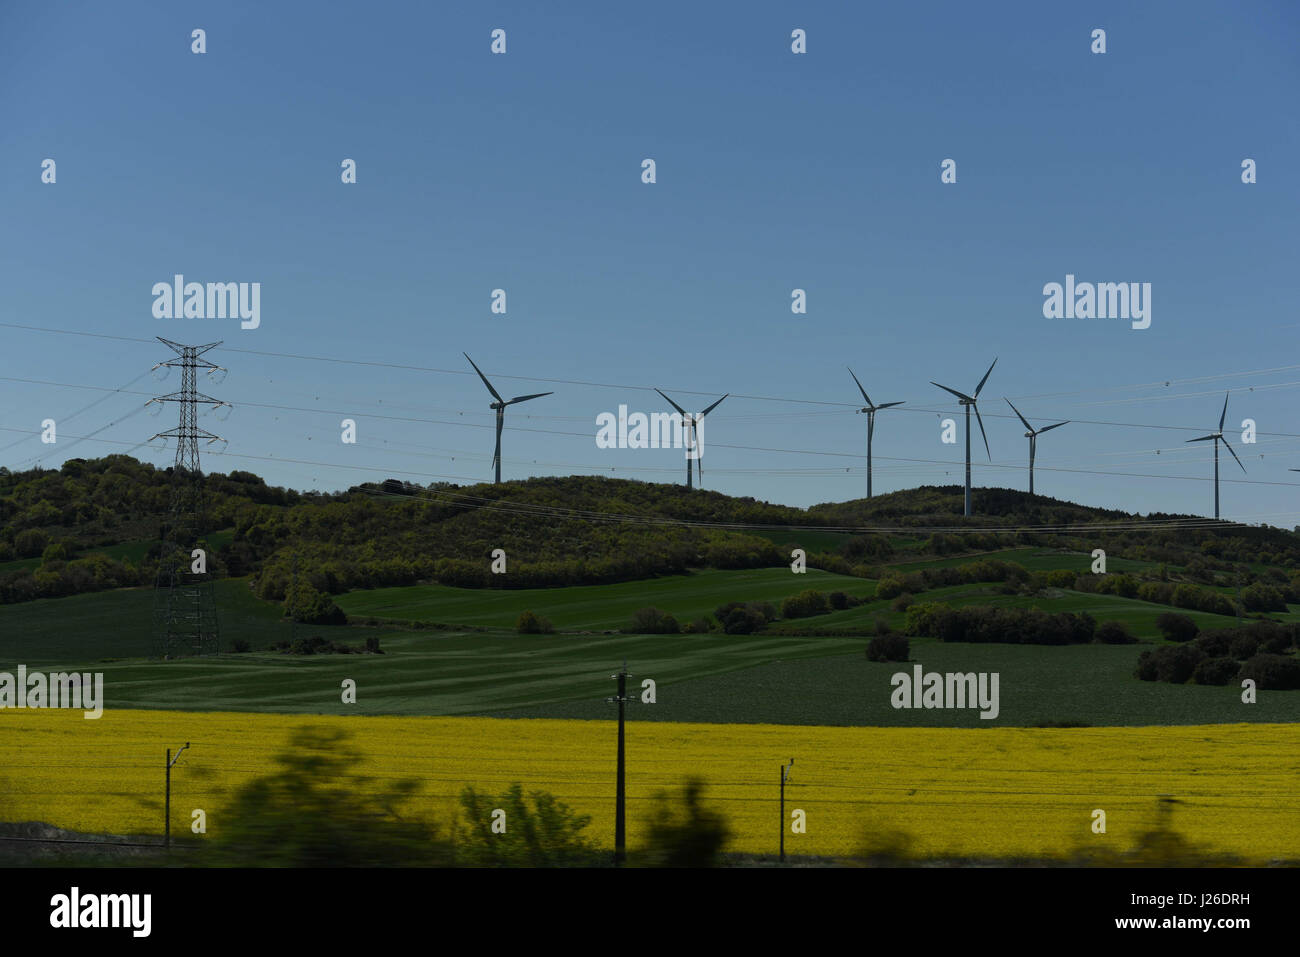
<box><xmin>931</xmin><ymin>357</ymin><xmax>997</xmax><ymax>517</ymax></box>
<box><xmin>655</xmin><ymin>389</ymin><xmax>728</xmax><ymax>489</ymax></box>
<box><xmin>1003</xmin><ymin>398</ymin><xmax>1068</xmax><ymax>497</ymax></box>
<box><xmin>463</xmin><ymin>353</ymin><xmax>553</xmax><ymax>484</ymax></box>
<box><xmin>1186</xmin><ymin>391</ymin><xmax>1244</xmax><ymax>520</ymax></box>
<box><xmin>847</xmin><ymin>367</ymin><xmax>903</xmax><ymax>498</ymax></box>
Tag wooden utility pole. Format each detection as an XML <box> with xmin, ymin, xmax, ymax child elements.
<box><xmin>607</xmin><ymin>662</ymin><xmax>633</xmax><ymax>865</ymax></box>
<box><xmin>165</xmin><ymin>742</ymin><xmax>190</xmax><ymax>849</ymax></box>
<box><xmin>780</xmin><ymin>758</ymin><xmax>794</xmax><ymax>862</ymax></box>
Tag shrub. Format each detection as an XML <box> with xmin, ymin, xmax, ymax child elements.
<box><xmin>1228</xmin><ymin>633</ymin><xmax>1260</xmax><ymax>661</ymax></box>
<box><xmin>1257</xmin><ymin>622</ymin><xmax>1296</xmax><ymax>654</ymax></box>
<box><xmin>286</xmin><ymin>635</ymin><xmax>355</xmax><ymax>655</ymax></box>
<box><xmin>284</xmin><ymin>582</ymin><xmax>347</xmax><ymax>625</ymax></box>
<box><xmin>683</xmin><ymin>617</ymin><xmax>713</xmax><ymax>634</ymax></box>
<box><xmin>874</xmin><ymin>576</ymin><xmax>906</xmax><ymax>600</ymax></box>
<box><xmin>1192</xmin><ymin>657</ymin><xmax>1239</xmax><ymax>686</ymax></box>
<box><xmin>1094</xmin><ymin>620</ymin><xmax>1137</xmax><ymax>644</ymax></box>
<box><xmin>1193</xmin><ymin>630</ymin><xmax>1234</xmax><ymax>658</ymax></box>
<box><xmin>722</xmin><ymin>606</ymin><xmax>766</xmax><ymax>635</ymax></box>
<box><xmin>627</xmin><ymin>606</ymin><xmax>680</xmax><ymax>634</ymax></box>
<box><xmin>714</xmin><ymin>600</ymin><xmax>776</xmax><ymax>626</ymax></box>
<box><xmin>1135</xmin><ymin>645</ymin><xmax>1206</xmax><ymax>684</ymax></box>
<box><xmin>890</xmin><ymin>592</ymin><xmax>914</xmax><ymax>613</ymax></box>
<box><xmin>1241</xmin><ymin>582</ymin><xmax>1287</xmax><ymax>613</ymax></box>
<box><xmin>1043</xmin><ymin>569</ymin><xmax>1077</xmax><ymax>589</ymax></box>
<box><xmin>828</xmin><ymin>591</ymin><xmax>850</xmax><ymax>611</ymax></box>
<box><xmin>1134</xmin><ymin>650</ymin><xmax>1158</xmax><ymax>682</ymax></box>
<box><xmin>456</xmin><ymin>783</ymin><xmax>597</xmax><ymax>867</ymax></box>
<box><xmin>516</xmin><ymin>610</ymin><xmax>554</xmax><ymax>634</ymax></box>
<box><xmin>1155</xmin><ymin>612</ymin><xmax>1198</xmax><ymax>643</ymax></box>
<box><xmin>13</xmin><ymin>528</ymin><xmax>50</xmax><ymax>559</ymax></box>
<box><xmin>364</xmin><ymin>635</ymin><xmax>383</xmax><ymax>654</ymax></box>
<box><xmin>1095</xmin><ymin>574</ymin><xmax>1139</xmax><ymax>598</ymax></box>
<box><xmin>230</xmin><ymin>638</ymin><xmax>251</xmax><ymax>653</ymax></box>
<box><xmin>1238</xmin><ymin>654</ymin><xmax>1300</xmax><ymax>691</ymax></box>
<box><xmin>781</xmin><ymin>589</ymin><xmax>831</xmax><ymax>619</ymax></box>
<box><xmin>904</xmin><ymin>601</ymin><xmax>953</xmax><ymax>638</ymax></box>
<box><xmin>866</xmin><ymin>633</ymin><xmax>909</xmax><ymax>663</ymax></box>
<box><xmin>41</xmin><ymin>542</ymin><xmax>70</xmax><ymax>563</ymax></box>
<box><xmin>1138</xmin><ymin>582</ymin><xmax>1175</xmax><ymax>605</ymax></box>
<box><xmin>913</xmin><ymin>604</ymin><xmax>1095</xmax><ymax>645</ymax></box>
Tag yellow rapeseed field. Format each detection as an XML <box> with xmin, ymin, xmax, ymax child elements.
<box><xmin>1</xmin><ymin>709</ymin><xmax>1295</xmax><ymax>861</ymax></box>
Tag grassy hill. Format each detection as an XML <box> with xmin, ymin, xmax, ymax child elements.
<box><xmin>2</xmin><ymin>462</ymin><xmax>1297</xmax><ymax>728</ymax></box>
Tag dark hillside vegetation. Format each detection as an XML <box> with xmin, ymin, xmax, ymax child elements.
<box><xmin>1</xmin><ymin>458</ymin><xmax>1297</xmax><ymax>612</ymax></box>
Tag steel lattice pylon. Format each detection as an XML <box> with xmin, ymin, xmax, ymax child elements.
<box><xmin>149</xmin><ymin>337</ymin><xmax>229</xmax><ymax>658</ymax></box>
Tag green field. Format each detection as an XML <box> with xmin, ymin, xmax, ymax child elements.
<box><xmin>4</xmin><ymin>624</ymin><xmax>1293</xmax><ymax>726</ymax></box>
<box><xmin>0</xmin><ymin>577</ymin><xmax>388</xmax><ymax>665</ymax></box>
<box><xmin>483</xmin><ymin>637</ymin><xmax>1300</xmax><ymax>727</ymax></box>
<box><xmin>335</xmin><ymin>567</ymin><xmax>871</xmax><ymax>631</ymax></box>
<box><xmin>2</xmin><ymin>564</ymin><xmax>1296</xmax><ymax>726</ymax></box>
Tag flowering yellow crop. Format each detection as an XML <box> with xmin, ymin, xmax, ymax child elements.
<box><xmin>2</xmin><ymin>709</ymin><xmax>1295</xmax><ymax>862</ymax></box>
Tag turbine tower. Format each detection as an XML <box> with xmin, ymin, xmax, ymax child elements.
<box><xmin>464</xmin><ymin>353</ymin><xmax>553</xmax><ymax>484</ymax></box>
<box><xmin>931</xmin><ymin>357</ymin><xmax>997</xmax><ymax>517</ymax></box>
<box><xmin>1186</xmin><ymin>392</ymin><xmax>1245</xmax><ymax>520</ymax></box>
<box><xmin>1004</xmin><ymin>398</ymin><xmax>1068</xmax><ymax>497</ymax></box>
<box><xmin>655</xmin><ymin>389</ymin><xmax>727</xmax><ymax>489</ymax></box>
<box><xmin>847</xmin><ymin>367</ymin><xmax>902</xmax><ymax>498</ymax></box>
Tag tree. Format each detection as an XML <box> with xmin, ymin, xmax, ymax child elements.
<box><xmin>284</xmin><ymin>581</ymin><xmax>346</xmax><ymax>625</ymax></box>
<box><xmin>516</xmin><ymin>610</ymin><xmax>554</xmax><ymax>634</ymax></box>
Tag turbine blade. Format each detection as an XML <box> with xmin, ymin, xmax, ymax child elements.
<box><xmin>1220</xmin><ymin>436</ymin><xmax>1246</xmax><ymax>473</ymax></box>
<box><xmin>1037</xmin><ymin>420</ymin><xmax>1069</xmax><ymax>433</ymax></box>
<box><xmin>655</xmin><ymin>388</ymin><xmax>687</xmax><ymax>417</ymax></box>
<box><xmin>505</xmin><ymin>391</ymin><xmax>553</xmax><ymax>405</ymax></box>
<box><xmin>876</xmin><ymin>401</ymin><xmax>904</xmax><ymax>409</ymax></box>
<box><xmin>973</xmin><ymin>403</ymin><xmax>991</xmax><ymax>460</ymax></box>
<box><xmin>847</xmin><ymin>367</ymin><xmax>871</xmax><ymax>406</ymax></box>
<box><xmin>463</xmin><ymin>353</ymin><xmax>503</xmax><ymax>403</ymax></box>
<box><xmin>493</xmin><ymin>415</ymin><xmax>503</xmax><ymax>470</ymax></box>
<box><xmin>974</xmin><ymin>357</ymin><xmax>998</xmax><ymax>398</ymax></box>
<box><xmin>1004</xmin><ymin>397</ymin><xmax>1033</xmax><ymax>432</ymax></box>
<box><xmin>1186</xmin><ymin>435</ymin><xmax>1217</xmax><ymax>443</ymax></box>
<box><xmin>699</xmin><ymin>393</ymin><xmax>729</xmax><ymax>418</ymax></box>
<box><xmin>1219</xmin><ymin>392</ymin><xmax>1229</xmax><ymax>432</ymax></box>
<box><xmin>931</xmin><ymin>381</ymin><xmax>973</xmax><ymax>402</ymax></box>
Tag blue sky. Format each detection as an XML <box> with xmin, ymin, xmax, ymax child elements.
<box><xmin>2</xmin><ymin>1</ymin><xmax>1298</xmax><ymax>523</ymax></box>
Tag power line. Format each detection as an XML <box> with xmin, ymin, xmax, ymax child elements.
<box><xmin>6</xmin><ymin>322</ymin><xmax>1300</xmax><ymax>426</ymax></box>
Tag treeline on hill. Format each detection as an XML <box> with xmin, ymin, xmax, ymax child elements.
<box><xmin>2</xmin><ymin>458</ymin><xmax>1299</xmax><ymax>609</ymax></box>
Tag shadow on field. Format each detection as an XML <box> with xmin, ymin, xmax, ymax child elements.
<box><xmin>844</xmin><ymin>797</ymin><xmax>1257</xmax><ymax>868</ymax></box>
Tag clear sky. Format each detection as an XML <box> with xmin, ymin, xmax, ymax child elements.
<box><xmin>2</xmin><ymin>1</ymin><xmax>1297</xmax><ymax>524</ymax></box>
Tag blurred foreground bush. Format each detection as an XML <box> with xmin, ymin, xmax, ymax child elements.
<box><xmin>455</xmin><ymin>783</ymin><xmax>599</xmax><ymax>867</ymax></box>
<box><xmin>198</xmin><ymin>726</ymin><xmax>451</xmax><ymax>867</ymax></box>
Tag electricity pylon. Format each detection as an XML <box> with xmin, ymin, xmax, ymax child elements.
<box><xmin>148</xmin><ymin>338</ymin><xmax>228</xmax><ymax>657</ymax></box>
